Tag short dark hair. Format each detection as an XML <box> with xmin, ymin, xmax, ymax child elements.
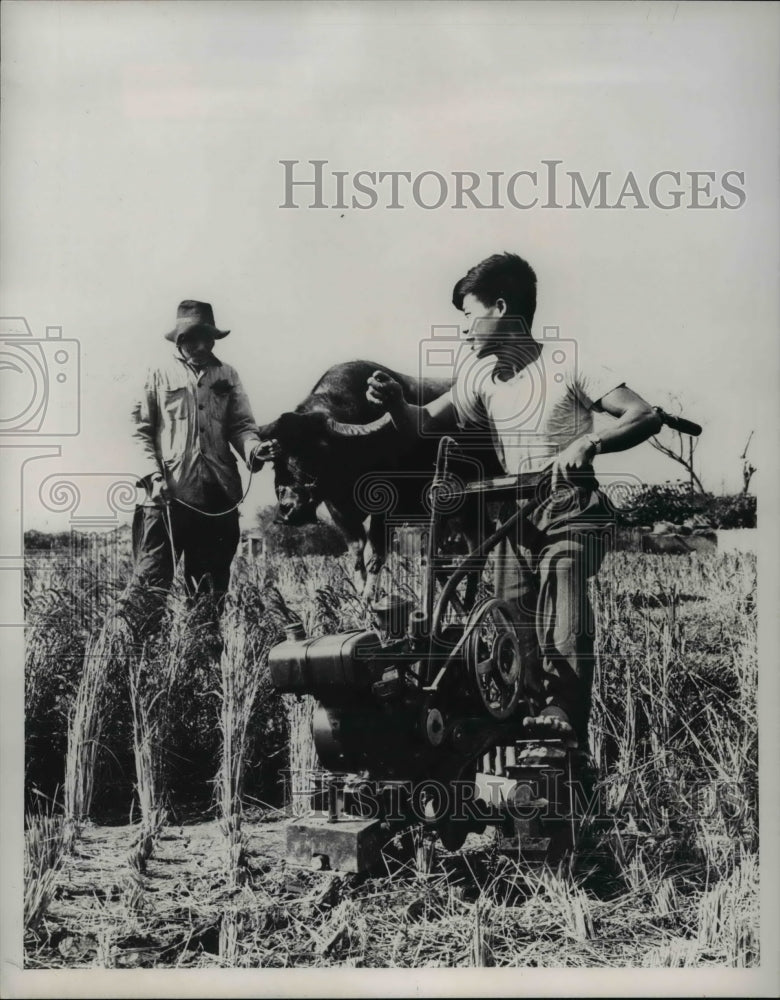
<box><xmin>452</xmin><ymin>252</ymin><xmax>537</xmax><ymax>329</ymax></box>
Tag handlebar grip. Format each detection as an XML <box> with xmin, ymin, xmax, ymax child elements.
<box><xmin>654</xmin><ymin>407</ymin><xmax>702</xmax><ymax>437</ymax></box>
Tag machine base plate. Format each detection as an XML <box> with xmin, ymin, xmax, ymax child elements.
<box><xmin>286</xmin><ymin>814</ymin><xmax>387</xmax><ymax>873</ymax></box>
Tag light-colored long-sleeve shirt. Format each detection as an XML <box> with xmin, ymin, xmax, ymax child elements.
<box><xmin>131</xmin><ymin>350</ymin><xmax>263</xmax><ymax>507</ymax></box>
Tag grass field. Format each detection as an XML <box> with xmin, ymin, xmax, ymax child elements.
<box><xmin>23</xmin><ymin>536</ymin><xmax>758</xmax><ymax>969</ymax></box>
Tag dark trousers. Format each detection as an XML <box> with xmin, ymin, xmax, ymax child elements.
<box><xmin>495</xmin><ymin>493</ymin><xmax>613</xmax><ymax>741</ymax></box>
<box><xmin>122</xmin><ymin>500</ymin><xmax>240</xmax><ymax>636</ymax></box>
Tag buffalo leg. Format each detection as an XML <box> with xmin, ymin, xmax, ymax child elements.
<box><xmin>325</xmin><ymin>501</ymin><xmax>368</xmax><ymax>593</ymax></box>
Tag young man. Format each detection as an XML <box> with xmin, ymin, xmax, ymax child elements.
<box><xmin>366</xmin><ymin>253</ymin><xmax>661</xmax><ymax>747</ymax></box>
<box><xmin>125</xmin><ymin>300</ymin><xmax>278</xmax><ymax>637</ymax></box>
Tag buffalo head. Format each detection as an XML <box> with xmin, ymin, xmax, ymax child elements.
<box><xmin>257</xmin><ymin>409</ymin><xmax>394</xmax><ymax>525</ymax></box>
<box><xmin>257</xmin><ymin>411</ymin><xmax>327</xmax><ymax>525</ymax></box>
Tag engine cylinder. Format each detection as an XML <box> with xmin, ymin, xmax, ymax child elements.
<box><xmin>312</xmin><ymin>703</ymin><xmax>424</xmax><ymax>776</ymax></box>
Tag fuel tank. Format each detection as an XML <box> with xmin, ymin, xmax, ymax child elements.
<box><xmin>268</xmin><ymin>629</ymin><xmax>382</xmax><ymax>698</ymax></box>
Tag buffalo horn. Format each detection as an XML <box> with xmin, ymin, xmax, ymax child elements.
<box><xmin>325</xmin><ymin>412</ymin><xmax>395</xmax><ymax>437</ymax></box>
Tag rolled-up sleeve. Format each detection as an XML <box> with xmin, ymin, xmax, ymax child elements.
<box><xmin>226</xmin><ymin>368</ymin><xmax>263</xmax><ymax>467</ymax></box>
<box><xmin>572</xmin><ymin>363</ymin><xmax>626</xmax><ymax>410</ymax></box>
<box><xmin>131</xmin><ymin>368</ymin><xmax>163</xmax><ymax>484</ymax></box>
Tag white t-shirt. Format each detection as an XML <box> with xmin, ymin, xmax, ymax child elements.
<box><xmin>447</xmin><ymin>341</ymin><xmax>624</xmax><ymax>475</ymax></box>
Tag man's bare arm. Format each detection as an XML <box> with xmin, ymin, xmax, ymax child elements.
<box><xmin>555</xmin><ymin>384</ymin><xmax>662</xmax><ymax>483</ymax></box>
<box><xmin>366</xmin><ymin>371</ymin><xmax>458</xmax><ymax>437</ymax></box>
<box><xmin>592</xmin><ymin>385</ymin><xmax>663</xmax><ymax>452</ymax></box>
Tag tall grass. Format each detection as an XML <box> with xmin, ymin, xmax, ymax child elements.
<box><xmin>25</xmin><ymin>541</ymin><xmax>131</xmax><ymax>798</ymax></box>
<box><xmin>215</xmin><ymin>593</ymin><xmax>288</xmax><ymax>884</ymax></box>
<box><xmin>24</xmin><ymin>536</ymin><xmax>759</xmax><ymax>969</ymax></box>
<box><xmin>127</xmin><ymin>650</ymin><xmax>171</xmax><ymax>869</ymax></box>
<box><xmin>696</xmin><ymin>847</ymin><xmax>758</xmax><ymax>966</ymax></box>
<box><xmin>284</xmin><ymin>696</ymin><xmax>320</xmax><ymax>817</ymax></box>
<box><xmin>24</xmin><ymin>803</ymin><xmax>65</xmax><ymax>932</ymax></box>
<box><xmin>216</xmin><ymin>612</ymin><xmax>260</xmax><ymax>884</ymax></box>
<box><xmin>252</xmin><ymin>555</ymin><xmax>369</xmax><ymax>816</ymax></box>
<box><xmin>590</xmin><ymin>550</ymin><xmax>757</xmax><ymax>885</ymax></box>
<box><xmin>62</xmin><ymin>627</ymin><xmax>118</xmax><ymax>842</ymax></box>
<box><xmin>125</xmin><ymin>588</ymin><xmax>212</xmax><ymax>868</ymax></box>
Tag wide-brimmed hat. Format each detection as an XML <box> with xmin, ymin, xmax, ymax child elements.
<box><xmin>165</xmin><ymin>300</ymin><xmax>230</xmax><ymax>342</ymax></box>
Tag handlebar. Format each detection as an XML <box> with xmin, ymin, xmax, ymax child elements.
<box><xmin>654</xmin><ymin>407</ymin><xmax>702</xmax><ymax>437</ymax></box>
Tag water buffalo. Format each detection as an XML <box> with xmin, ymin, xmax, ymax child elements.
<box><xmin>256</xmin><ymin>360</ymin><xmax>499</xmax><ymax>593</ymax></box>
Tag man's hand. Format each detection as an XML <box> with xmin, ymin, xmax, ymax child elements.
<box><xmin>366</xmin><ymin>371</ymin><xmax>404</xmax><ymax>411</ymax></box>
<box><xmin>249</xmin><ymin>439</ymin><xmax>281</xmax><ymax>471</ymax></box>
<box><xmin>551</xmin><ymin>437</ymin><xmax>597</xmax><ymax>493</ymax></box>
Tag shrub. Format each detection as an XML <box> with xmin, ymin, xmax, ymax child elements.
<box><xmin>253</xmin><ymin>505</ymin><xmax>347</xmax><ymax>557</ymax></box>
<box><xmin>24</xmin><ymin>530</ymin><xmax>72</xmax><ymax>551</ymax></box>
<box><xmin>616</xmin><ymin>483</ymin><xmax>756</xmax><ymax>529</ymax></box>
<box><xmin>706</xmin><ymin>493</ymin><xmax>757</xmax><ymax>529</ymax></box>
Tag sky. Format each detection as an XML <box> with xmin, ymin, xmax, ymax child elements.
<box><xmin>1</xmin><ymin>0</ymin><xmax>778</xmax><ymax>536</ymax></box>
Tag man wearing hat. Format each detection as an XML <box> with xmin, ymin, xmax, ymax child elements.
<box><xmin>126</xmin><ymin>300</ymin><xmax>277</xmax><ymax>636</ymax></box>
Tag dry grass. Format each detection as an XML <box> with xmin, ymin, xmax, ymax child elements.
<box><xmin>24</xmin><ymin>804</ymin><xmax>65</xmax><ymax>932</ymax></box>
<box><xmin>696</xmin><ymin>847</ymin><xmax>759</xmax><ymax>966</ymax></box>
<box><xmin>284</xmin><ymin>695</ymin><xmax>320</xmax><ymax>817</ymax></box>
<box><xmin>126</xmin><ymin>648</ymin><xmax>174</xmax><ymax>870</ymax></box>
<box><xmin>62</xmin><ymin>628</ymin><xmax>116</xmax><ymax>842</ymax></box>
<box><xmin>590</xmin><ymin>551</ymin><xmax>757</xmax><ymax>877</ymax></box>
<box><xmin>216</xmin><ymin>597</ymin><xmax>288</xmax><ymax>885</ymax></box>
<box><xmin>261</xmin><ymin>561</ymin><xmax>369</xmax><ymax>816</ymax></box>
<box><xmin>24</xmin><ymin>541</ymin><xmax>759</xmax><ymax>969</ymax></box>
<box><xmin>216</xmin><ymin>612</ymin><xmax>261</xmax><ymax>884</ymax></box>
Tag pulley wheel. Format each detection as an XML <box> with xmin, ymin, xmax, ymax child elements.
<box><xmin>464</xmin><ymin>598</ymin><xmax>524</xmax><ymax>720</ymax></box>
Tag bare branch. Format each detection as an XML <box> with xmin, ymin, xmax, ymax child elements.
<box><xmin>740</xmin><ymin>431</ymin><xmax>756</xmax><ymax>493</ymax></box>
<box><xmin>650</xmin><ymin>393</ymin><xmax>705</xmax><ymax>492</ymax></box>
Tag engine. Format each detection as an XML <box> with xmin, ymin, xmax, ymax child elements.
<box><xmin>266</xmin><ymin>446</ymin><xmax>599</xmax><ymax>871</ymax></box>
<box><xmin>268</xmin><ymin>594</ymin><xmax>531</xmax><ymax>782</ymax></box>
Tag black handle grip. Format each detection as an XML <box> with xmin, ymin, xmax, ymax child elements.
<box><xmin>654</xmin><ymin>407</ymin><xmax>702</xmax><ymax>437</ymax></box>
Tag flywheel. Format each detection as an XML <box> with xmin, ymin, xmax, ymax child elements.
<box><xmin>464</xmin><ymin>598</ymin><xmax>524</xmax><ymax>721</ymax></box>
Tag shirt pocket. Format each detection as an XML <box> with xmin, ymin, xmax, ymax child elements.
<box><xmin>207</xmin><ymin>384</ymin><xmax>232</xmax><ymax>423</ymax></box>
<box><xmin>162</xmin><ymin>386</ymin><xmax>189</xmax><ymax>420</ymax></box>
